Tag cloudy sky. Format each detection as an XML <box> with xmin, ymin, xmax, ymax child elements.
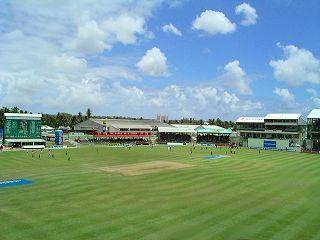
<box><xmin>0</xmin><ymin>0</ymin><xmax>319</xmax><ymax>120</ymax></box>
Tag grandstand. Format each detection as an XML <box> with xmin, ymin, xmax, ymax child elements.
<box><xmin>157</xmin><ymin>124</ymin><xmax>198</xmax><ymax>143</ymax></box>
<box><xmin>74</xmin><ymin>119</ymin><xmax>233</xmax><ymax>145</ymax></box>
<box><xmin>157</xmin><ymin>124</ymin><xmax>232</xmax><ymax>144</ymax></box>
<box><xmin>236</xmin><ymin>117</ymin><xmax>265</xmax><ymax>147</ymax></box>
<box><xmin>236</xmin><ymin>113</ymin><xmax>307</xmax><ymax>150</ymax></box>
<box><xmin>306</xmin><ymin>109</ymin><xmax>320</xmax><ymax>150</ymax></box>
<box><xmin>74</xmin><ymin>118</ymin><xmax>170</xmax><ymax>144</ymax></box>
<box><xmin>196</xmin><ymin>125</ymin><xmax>232</xmax><ymax>144</ymax></box>
<box><xmin>264</xmin><ymin>114</ymin><xmax>306</xmax><ymax>145</ymax></box>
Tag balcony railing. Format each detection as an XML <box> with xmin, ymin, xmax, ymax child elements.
<box><xmin>265</xmin><ymin>122</ymin><xmax>298</xmax><ymax>126</ymax></box>
<box><xmin>308</xmin><ymin>127</ymin><xmax>320</xmax><ymax>132</ymax></box>
<box><xmin>237</xmin><ymin>128</ymin><xmax>265</xmax><ymax>131</ymax></box>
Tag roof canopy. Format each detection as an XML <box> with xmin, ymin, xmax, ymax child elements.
<box><xmin>4</xmin><ymin>113</ymin><xmax>42</xmax><ymax>120</ymax></box>
<box><xmin>158</xmin><ymin>124</ymin><xmax>199</xmax><ymax>134</ymax></box>
<box><xmin>5</xmin><ymin>139</ymin><xmax>45</xmax><ymax>143</ymax></box>
<box><xmin>264</xmin><ymin>113</ymin><xmax>302</xmax><ymax>120</ymax></box>
<box><xmin>236</xmin><ymin>117</ymin><xmax>264</xmax><ymax>123</ymax></box>
<box><xmin>307</xmin><ymin>109</ymin><xmax>320</xmax><ymax>119</ymax></box>
<box><xmin>90</xmin><ymin>118</ymin><xmax>170</xmax><ymax>129</ymax></box>
<box><xmin>196</xmin><ymin>125</ymin><xmax>232</xmax><ymax>135</ymax></box>
<box><xmin>41</xmin><ymin>125</ymin><xmax>54</xmax><ymax>130</ymax></box>
<box><xmin>171</xmin><ymin>124</ymin><xmax>199</xmax><ymax>130</ymax></box>
<box><xmin>109</xmin><ymin>122</ymin><xmax>153</xmax><ymax>130</ymax></box>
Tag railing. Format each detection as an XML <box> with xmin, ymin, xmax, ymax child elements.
<box><xmin>265</xmin><ymin>122</ymin><xmax>298</xmax><ymax>126</ymax></box>
<box><xmin>265</xmin><ymin>129</ymin><xmax>300</xmax><ymax>133</ymax></box>
<box><xmin>91</xmin><ymin>132</ymin><xmax>152</xmax><ymax>138</ymax></box>
<box><xmin>237</xmin><ymin>128</ymin><xmax>265</xmax><ymax>131</ymax></box>
<box><xmin>308</xmin><ymin>127</ymin><xmax>320</xmax><ymax>132</ymax></box>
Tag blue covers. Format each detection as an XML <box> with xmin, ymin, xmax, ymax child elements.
<box><xmin>203</xmin><ymin>155</ymin><xmax>229</xmax><ymax>160</ymax></box>
<box><xmin>0</xmin><ymin>179</ymin><xmax>33</xmax><ymax>188</ymax></box>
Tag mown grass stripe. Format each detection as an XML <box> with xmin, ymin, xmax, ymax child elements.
<box><xmin>1</xmin><ymin>146</ymin><xmax>320</xmax><ymax>240</ymax></box>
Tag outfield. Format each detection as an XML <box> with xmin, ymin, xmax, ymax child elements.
<box><xmin>1</xmin><ymin>146</ymin><xmax>320</xmax><ymax>240</ymax></box>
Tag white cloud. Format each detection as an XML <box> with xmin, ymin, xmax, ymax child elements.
<box><xmin>270</xmin><ymin>44</ymin><xmax>320</xmax><ymax>86</ymax></box>
<box><xmin>87</xmin><ymin>65</ymin><xmax>141</xmax><ymax>82</ymax></box>
<box><xmin>52</xmin><ymin>78</ymin><xmax>104</xmax><ymax>108</ymax></box>
<box><xmin>71</xmin><ymin>14</ymin><xmax>148</xmax><ymax>54</ymax></box>
<box><xmin>218</xmin><ymin>60</ymin><xmax>252</xmax><ymax>95</ymax></box>
<box><xmin>162</xmin><ymin>23</ymin><xmax>182</xmax><ymax>36</ymax></box>
<box><xmin>273</xmin><ymin>87</ymin><xmax>295</xmax><ymax>104</ymax></box>
<box><xmin>0</xmin><ymin>28</ymin><xmax>140</xmax><ymax>112</ymax></box>
<box><xmin>306</xmin><ymin>89</ymin><xmax>320</xmax><ymax>106</ymax></box>
<box><xmin>98</xmin><ymin>82</ymin><xmax>263</xmax><ymax>119</ymax></box>
<box><xmin>168</xmin><ymin>0</ymin><xmax>188</xmax><ymax>8</ymax></box>
<box><xmin>4</xmin><ymin>1</ymin><xmax>163</xmax><ymax>56</ymax></box>
<box><xmin>310</xmin><ymin>97</ymin><xmax>320</xmax><ymax>106</ymax></box>
<box><xmin>148</xmin><ymin>84</ymin><xmax>262</xmax><ymax>118</ymax></box>
<box><xmin>202</xmin><ymin>48</ymin><xmax>212</xmax><ymax>54</ymax></box>
<box><xmin>71</xmin><ymin>20</ymin><xmax>110</xmax><ymax>54</ymax></box>
<box><xmin>0</xmin><ymin>1</ymin><xmax>169</xmax><ymax>112</ymax></box>
<box><xmin>102</xmin><ymin>14</ymin><xmax>146</xmax><ymax>45</ymax></box>
<box><xmin>235</xmin><ymin>3</ymin><xmax>258</xmax><ymax>26</ymax></box>
<box><xmin>241</xmin><ymin>99</ymin><xmax>263</xmax><ymax>112</ymax></box>
<box><xmin>136</xmin><ymin>47</ymin><xmax>169</xmax><ymax>77</ymax></box>
<box><xmin>192</xmin><ymin>10</ymin><xmax>236</xmax><ymax>36</ymax></box>
<box><xmin>0</xmin><ymin>0</ymin><xmax>264</xmax><ymax>119</ymax></box>
<box><xmin>103</xmin><ymin>82</ymin><xmax>147</xmax><ymax>115</ymax></box>
<box><xmin>52</xmin><ymin>54</ymin><xmax>87</xmax><ymax>73</ymax></box>
<box><xmin>307</xmin><ymin>88</ymin><xmax>317</xmax><ymax>97</ymax></box>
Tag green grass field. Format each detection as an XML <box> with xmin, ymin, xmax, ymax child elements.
<box><xmin>1</xmin><ymin>146</ymin><xmax>320</xmax><ymax>240</ymax></box>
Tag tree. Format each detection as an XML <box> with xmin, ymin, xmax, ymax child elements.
<box><xmin>12</xmin><ymin>106</ymin><xmax>19</xmax><ymax>113</ymax></box>
<box><xmin>216</xmin><ymin>118</ymin><xmax>222</xmax><ymax>127</ymax></box>
<box><xmin>86</xmin><ymin>108</ymin><xmax>92</xmax><ymax>119</ymax></box>
<box><xmin>71</xmin><ymin>115</ymin><xmax>78</xmax><ymax>129</ymax></box>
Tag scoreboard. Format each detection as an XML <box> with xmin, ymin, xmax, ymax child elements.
<box><xmin>4</xmin><ymin>116</ymin><xmax>42</xmax><ymax>140</ymax></box>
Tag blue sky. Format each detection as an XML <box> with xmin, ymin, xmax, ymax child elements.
<box><xmin>0</xmin><ymin>0</ymin><xmax>319</xmax><ymax>120</ymax></box>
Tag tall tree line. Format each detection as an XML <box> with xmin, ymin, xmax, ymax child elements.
<box><xmin>0</xmin><ymin>106</ymin><xmax>235</xmax><ymax>129</ymax></box>
<box><xmin>208</xmin><ymin>118</ymin><xmax>236</xmax><ymax>129</ymax></box>
<box><xmin>169</xmin><ymin>118</ymin><xmax>235</xmax><ymax>129</ymax></box>
<box><xmin>42</xmin><ymin>112</ymin><xmax>86</xmax><ymax>129</ymax></box>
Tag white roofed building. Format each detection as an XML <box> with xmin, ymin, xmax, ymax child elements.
<box><xmin>264</xmin><ymin>114</ymin><xmax>306</xmax><ymax>145</ymax></box>
<box><xmin>264</xmin><ymin>113</ymin><xmax>305</xmax><ymax>124</ymax></box>
<box><xmin>236</xmin><ymin>117</ymin><xmax>266</xmax><ymax>147</ymax></box>
<box><xmin>306</xmin><ymin>109</ymin><xmax>320</xmax><ymax>150</ymax></box>
<box><xmin>235</xmin><ymin>113</ymin><xmax>307</xmax><ymax>149</ymax></box>
<box><xmin>307</xmin><ymin>109</ymin><xmax>320</xmax><ymax>119</ymax></box>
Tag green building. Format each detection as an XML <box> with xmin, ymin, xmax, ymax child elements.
<box><xmin>4</xmin><ymin>113</ymin><xmax>45</xmax><ymax>148</ymax></box>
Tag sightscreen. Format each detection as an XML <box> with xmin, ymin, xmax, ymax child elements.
<box><xmin>264</xmin><ymin>140</ymin><xmax>277</xmax><ymax>149</ymax></box>
<box><xmin>4</xmin><ymin>119</ymin><xmax>41</xmax><ymax>139</ymax></box>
